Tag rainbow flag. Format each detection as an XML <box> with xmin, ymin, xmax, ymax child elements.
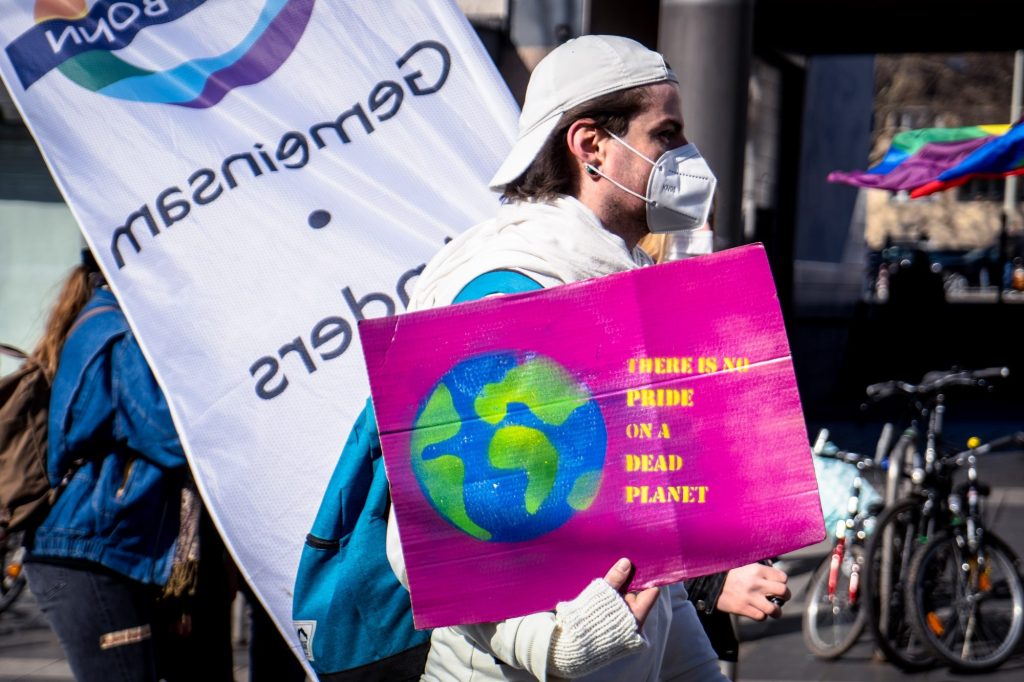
<box><xmin>828</xmin><ymin>123</ymin><xmax>1011</xmax><ymax>192</ymax></box>
<box><xmin>911</xmin><ymin>118</ymin><xmax>1024</xmax><ymax>197</ymax></box>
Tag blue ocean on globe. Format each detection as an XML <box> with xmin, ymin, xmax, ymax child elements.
<box><xmin>410</xmin><ymin>351</ymin><xmax>607</xmax><ymax>542</ymax></box>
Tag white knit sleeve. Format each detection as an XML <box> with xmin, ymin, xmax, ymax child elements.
<box><xmin>548</xmin><ymin>579</ymin><xmax>649</xmax><ymax>678</ymax></box>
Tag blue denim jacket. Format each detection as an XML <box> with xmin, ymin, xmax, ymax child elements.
<box><xmin>28</xmin><ymin>288</ymin><xmax>187</xmax><ymax>585</ymax></box>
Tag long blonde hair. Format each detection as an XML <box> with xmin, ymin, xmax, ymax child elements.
<box><xmin>637</xmin><ymin>233</ymin><xmax>670</xmax><ymax>264</ymax></box>
<box><xmin>32</xmin><ymin>264</ymin><xmax>96</xmax><ymax>380</ymax></box>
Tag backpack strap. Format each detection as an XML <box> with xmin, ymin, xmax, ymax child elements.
<box><xmin>0</xmin><ymin>344</ymin><xmax>29</xmax><ymax>360</ymax></box>
<box><xmin>67</xmin><ymin>304</ymin><xmax>118</xmax><ymax>338</ymax></box>
<box><xmin>452</xmin><ymin>269</ymin><xmax>543</xmax><ymax>303</ymax></box>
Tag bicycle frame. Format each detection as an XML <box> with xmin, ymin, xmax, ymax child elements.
<box><xmin>906</xmin><ymin>431</ymin><xmax>1024</xmax><ymax>670</ymax></box>
<box><xmin>813</xmin><ymin>430</ymin><xmax>876</xmax><ymax>607</ymax></box>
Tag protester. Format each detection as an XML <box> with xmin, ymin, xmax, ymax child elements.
<box><xmin>385</xmin><ymin>35</ymin><xmax>736</xmax><ymax>681</ymax></box>
<box><xmin>22</xmin><ymin>251</ymin><xmax>226</xmax><ymax>682</ymax></box>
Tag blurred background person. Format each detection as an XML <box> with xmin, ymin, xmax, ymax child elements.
<box><xmin>22</xmin><ymin>250</ymin><xmax>232</xmax><ymax>681</ymax></box>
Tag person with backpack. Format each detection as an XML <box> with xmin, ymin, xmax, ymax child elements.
<box><xmin>384</xmin><ymin>35</ymin><xmax>729</xmax><ymax>681</ymax></box>
<box><xmin>19</xmin><ymin>251</ymin><xmax>218</xmax><ymax>682</ymax></box>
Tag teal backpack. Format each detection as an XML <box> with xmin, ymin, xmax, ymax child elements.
<box><xmin>292</xmin><ymin>401</ymin><xmax>429</xmax><ymax>680</ymax></box>
<box><xmin>292</xmin><ymin>270</ymin><xmax>542</xmax><ymax>680</ymax></box>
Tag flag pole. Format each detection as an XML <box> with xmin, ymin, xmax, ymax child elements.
<box><xmin>999</xmin><ymin>50</ymin><xmax>1022</xmax><ymax>302</ymax></box>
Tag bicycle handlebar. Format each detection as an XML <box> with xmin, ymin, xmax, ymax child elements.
<box><xmin>943</xmin><ymin>431</ymin><xmax>1024</xmax><ymax>469</ymax></box>
<box><xmin>811</xmin><ymin>430</ymin><xmax>876</xmax><ymax>469</ymax></box>
<box><xmin>865</xmin><ymin>366</ymin><xmax>1009</xmax><ymax>400</ymax></box>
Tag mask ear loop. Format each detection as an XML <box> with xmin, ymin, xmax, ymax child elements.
<box><xmin>586</xmin><ymin>130</ymin><xmax>665</xmax><ymax>205</ymax></box>
<box><xmin>605</xmin><ymin>130</ymin><xmax>659</xmax><ymax>167</ymax></box>
<box><xmin>583</xmin><ymin>163</ymin><xmax>653</xmax><ymax>205</ymax></box>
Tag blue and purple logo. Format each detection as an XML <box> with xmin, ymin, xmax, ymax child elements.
<box><xmin>5</xmin><ymin>0</ymin><xmax>313</xmax><ymax>108</ymax></box>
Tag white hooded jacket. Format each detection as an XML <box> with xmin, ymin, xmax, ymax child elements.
<box><xmin>389</xmin><ymin>196</ymin><xmax>723</xmax><ymax>682</ymax></box>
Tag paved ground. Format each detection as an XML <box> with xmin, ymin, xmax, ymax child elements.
<box><xmin>3</xmin><ymin>435</ymin><xmax>1022</xmax><ymax>682</ymax></box>
<box><xmin>0</xmin><ymin>591</ymin><xmax>264</xmax><ymax>681</ymax></box>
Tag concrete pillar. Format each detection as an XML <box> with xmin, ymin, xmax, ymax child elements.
<box><xmin>657</xmin><ymin>0</ymin><xmax>753</xmax><ymax>248</ymax></box>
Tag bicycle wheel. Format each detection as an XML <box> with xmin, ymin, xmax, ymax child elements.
<box><xmin>862</xmin><ymin>498</ymin><xmax>935</xmax><ymax>671</ymax></box>
<box><xmin>802</xmin><ymin>543</ymin><xmax>867</xmax><ymax>658</ymax></box>
<box><xmin>0</xmin><ymin>532</ymin><xmax>26</xmax><ymax>613</ymax></box>
<box><xmin>907</xmin><ymin>531</ymin><xmax>1024</xmax><ymax>672</ymax></box>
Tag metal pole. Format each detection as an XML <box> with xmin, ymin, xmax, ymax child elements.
<box><xmin>657</xmin><ymin>0</ymin><xmax>754</xmax><ymax>250</ymax></box>
<box><xmin>1003</xmin><ymin>50</ymin><xmax>1022</xmax><ymax>225</ymax></box>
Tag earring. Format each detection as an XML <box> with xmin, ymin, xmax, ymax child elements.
<box><xmin>585</xmin><ymin>163</ymin><xmax>599</xmax><ymax>177</ymax></box>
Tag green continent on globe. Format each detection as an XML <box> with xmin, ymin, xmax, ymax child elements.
<box><xmin>567</xmin><ymin>471</ymin><xmax>602</xmax><ymax>511</ymax></box>
<box><xmin>474</xmin><ymin>357</ymin><xmax>588</xmax><ymax>426</ymax></box>
<box><xmin>488</xmin><ymin>425</ymin><xmax>558</xmax><ymax>515</ymax></box>
<box><xmin>410</xmin><ymin>383</ymin><xmax>491</xmax><ymax>540</ymax></box>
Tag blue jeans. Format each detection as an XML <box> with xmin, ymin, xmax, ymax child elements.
<box><xmin>25</xmin><ymin>561</ymin><xmax>162</xmax><ymax>682</ymax></box>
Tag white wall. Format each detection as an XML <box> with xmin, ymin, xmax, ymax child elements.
<box><xmin>0</xmin><ymin>199</ymin><xmax>81</xmax><ymax>373</ymax></box>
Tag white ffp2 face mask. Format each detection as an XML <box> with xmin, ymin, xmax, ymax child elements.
<box><xmin>586</xmin><ymin>132</ymin><xmax>717</xmax><ymax>233</ymax></box>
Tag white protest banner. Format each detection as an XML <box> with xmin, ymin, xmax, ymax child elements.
<box><xmin>0</xmin><ymin>0</ymin><xmax>518</xmax><ymax>661</ymax></box>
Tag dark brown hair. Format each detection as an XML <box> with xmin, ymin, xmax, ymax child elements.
<box><xmin>32</xmin><ymin>266</ymin><xmax>92</xmax><ymax>380</ymax></box>
<box><xmin>501</xmin><ymin>86</ymin><xmax>653</xmax><ymax>203</ymax></box>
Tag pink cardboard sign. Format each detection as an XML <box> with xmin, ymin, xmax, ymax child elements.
<box><xmin>359</xmin><ymin>244</ymin><xmax>825</xmax><ymax>629</ymax></box>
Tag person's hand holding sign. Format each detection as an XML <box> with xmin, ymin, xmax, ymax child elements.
<box><xmin>715</xmin><ymin>562</ymin><xmax>791</xmax><ymax>620</ymax></box>
<box><xmin>604</xmin><ymin>557</ymin><xmax>661</xmax><ymax>629</ymax></box>
<box><xmin>547</xmin><ymin>557</ymin><xmax>660</xmax><ymax>677</ymax></box>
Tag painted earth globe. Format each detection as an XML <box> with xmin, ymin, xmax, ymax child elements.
<box><xmin>410</xmin><ymin>351</ymin><xmax>606</xmax><ymax>542</ymax></box>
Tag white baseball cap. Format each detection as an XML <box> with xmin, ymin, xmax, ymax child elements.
<box><xmin>489</xmin><ymin>35</ymin><xmax>677</xmax><ymax>191</ymax></box>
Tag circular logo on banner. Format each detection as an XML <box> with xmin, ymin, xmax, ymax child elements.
<box><xmin>410</xmin><ymin>352</ymin><xmax>606</xmax><ymax>543</ymax></box>
<box><xmin>33</xmin><ymin>0</ymin><xmax>313</xmax><ymax>108</ymax></box>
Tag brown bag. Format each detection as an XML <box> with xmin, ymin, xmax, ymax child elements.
<box><xmin>0</xmin><ymin>305</ymin><xmax>116</xmax><ymax>532</ymax></box>
<box><xmin>0</xmin><ymin>344</ymin><xmax>52</xmax><ymax>532</ymax></box>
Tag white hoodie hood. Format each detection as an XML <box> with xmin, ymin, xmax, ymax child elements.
<box><xmin>408</xmin><ymin>196</ymin><xmax>651</xmax><ymax>311</ymax></box>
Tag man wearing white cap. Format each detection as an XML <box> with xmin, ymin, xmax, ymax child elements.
<box><xmin>388</xmin><ymin>35</ymin><xmax>726</xmax><ymax>681</ymax></box>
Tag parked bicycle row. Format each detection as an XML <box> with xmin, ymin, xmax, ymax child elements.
<box><xmin>802</xmin><ymin>366</ymin><xmax>1024</xmax><ymax>673</ymax></box>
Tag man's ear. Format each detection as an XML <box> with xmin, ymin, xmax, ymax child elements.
<box><xmin>566</xmin><ymin>118</ymin><xmax>606</xmax><ymax>170</ymax></box>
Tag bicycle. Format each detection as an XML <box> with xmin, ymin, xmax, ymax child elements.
<box><xmin>859</xmin><ymin>366</ymin><xmax>1010</xmax><ymax>671</ymax></box>
<box><xmin>0</xmin><ymin>528</ymin><xmax>26</xmax><ymax>614</ymax></box>
<box><xmin>801</xmin><ymin>429</ymin><xmax>883</xmax><ymax>658</ymax></box>
<box><xmin>905</xmin><ymin>432</ymin><xmax>1024</xmax><ymax>672</ymax></box>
